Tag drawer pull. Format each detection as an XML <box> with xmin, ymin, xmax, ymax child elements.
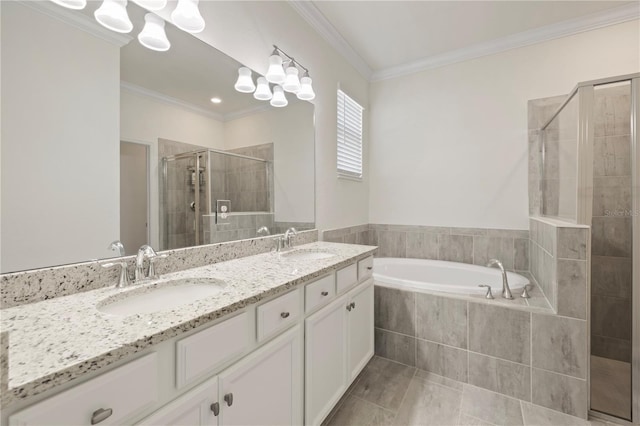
<box><xmin>280</xmin><ymin>312</ymin><xmax>290</xmax><ymax>319</ymax></box>
<box><xmin>350</xmin><ymin>302</ymin><xmax>356</xmax><ymax>309</ymax></box>
<box><xmin>224</xmin><ymin>393</ymin><xmax>234</xmax><ymax>407</ymax></box>
<box><xmin>321</xmin><ymin>291</ymin><xmax>329</xmax><ymax>296</ymax></box>
<box><xmin>210</xmin><ymin>402</ymin><xmax>220</xmax><ymax>416</ymax></box>
<box><xmin>346</xmin><ymin>304</ymin><xmax>352</xmax><ymax>312</ymax></box>
<box><xmin>91</xmin><ymin>408</ymin><xmax>113</xmax><ymax>425</ymax></box>
<box><xmin>367</xmin><ymin>266</ymin><xmax>373</xmax><ymax>270</ymax></box>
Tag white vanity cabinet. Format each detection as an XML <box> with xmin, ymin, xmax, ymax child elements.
<box><xmin>305</xmin><ymin>278</ymin><xmax>374</xmax><ymax>426</ymax></box>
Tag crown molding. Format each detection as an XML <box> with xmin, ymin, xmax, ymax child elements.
<box><xmin>288</xmin><ymin>1</ymin><xmax>373</xmax><ymax>80</ymax></box>
<box><xmin>223</xmin><ymin>103</ymin><xmax>273</xmax><ymax>122</ymax></box>
<box><xmin>20</xmin><ymin>1</ymin><xmax>132</xmax><ymax>47</ymax></box>
<box><xmin>121</xmin><ymin>82</ymin><xmax>225</xmax><ymax>121</ymax></box>
<box><xmin>371</xmin><ymin>3</ymin><xmax>640</xmax><ymax>81</ymax></box>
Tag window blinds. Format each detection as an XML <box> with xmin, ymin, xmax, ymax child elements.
<box><xmin>337</xmin><ymin>89</ymin><xmax>363</xmax><ymax>180</ymax></box>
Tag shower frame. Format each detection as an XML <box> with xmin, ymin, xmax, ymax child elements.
<box><xmin>161</xmin><ymin>148</ymin><xmax>273</xmax><ymax>248</ymax></box>
<box><xmin>539</xmin><ymin>72</ymin><xmax>640</xmax><ymax>424</ymax></box>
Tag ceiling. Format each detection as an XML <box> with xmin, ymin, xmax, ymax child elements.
<box><xmin>296</xmin><ymin>1</ymin><xmax>636</xmax><ymax>79</ymax></box>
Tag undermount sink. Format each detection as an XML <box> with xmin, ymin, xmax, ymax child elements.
<box><xmin>98</xmin><ymin>278</ymin><xmax>226</xmax><ymax>316</ymax></box>
<box><xmin>280</xmin><ymin>250</ymin><xmax>336</xmax><ymax>261</ymax></box>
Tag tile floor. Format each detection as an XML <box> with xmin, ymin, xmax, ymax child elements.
<box><xmin>324</xmin><ymin>356</ymin><xmax>619</xmax><ymax>426</ymax></box>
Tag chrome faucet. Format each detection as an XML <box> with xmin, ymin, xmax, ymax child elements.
<box><xmin>257</xmin><ymin>226</ymin><xmax>271</xmax><ymax>237</ymax></box>
<box><xmin>101</xmin><ymin>260</ymin><xmax>130</xmax><ymax>288</ymax></box>
<box><xmin>135</xmin><ymin>245</ymin><xmax>167</xmax><ymax>282</ymax></box>
<box><xmin>486</xmin><ymin>259</ymin><xmax>513</xmax><ymax>299</ymax></box>
<box><xmin>284</xmin><ymin>227</ymin><xmax>297</xmax><ymax>247</ymax></box>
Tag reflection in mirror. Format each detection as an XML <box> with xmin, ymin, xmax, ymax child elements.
<box><xmin>0</xmin><ymin>1</ymin><xmax>315</xmax><ymax>273</ymax></box>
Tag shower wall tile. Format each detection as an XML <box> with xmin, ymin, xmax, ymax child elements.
<box><xmin>591</xmin><ymin>216</ymin><xmax>632</xmax><ymax>257</ymax></box>
<box><xmin>531</xmin><ymin>369</ymin><xmax>587</xmax><ymax>419</ymax></box>
<box><xmin>467</xmin><ymin>353</ymin><xmax>531</xmax><ymax>401</ymax></box>
<box><xmin>556</xmin><ymin>227</ymin><xmax>587</xmax><ymax>260</ymax></box>
<box><xmin>593</xmin><ymin>88</ymin><xmax>631</xmax><ymax>138</ymax></box>
<box><xmin>591</xmin><ymin>295</ymin><xmax>631</xmax><ymax>341</ymax></box>
<box><xmin>556</xmin><ymin>259</ymin><xmax>587</xmax><ymax>320</ymax></box>
<box><xmin>591</xmin><ymin>255</ymin><xmax>632</xmax><ymax>299</ymax></box>
<box><xmin>532</xmin><ymin>314</ymin><xmax>587</xmax><ymax>379</ymax></box>
<box><xmin>591</xmin><ymin>335</ymin><xmax>631</xmax><ymax>363</ymax></box>
<box><xmin>593</xmin><ymin>176</ymin><xmax>632</xmax><ymax>216</ymax></box>
<box><xmin>468</xmin><ymin>303</ymin><xmax>531</xmax><ymax>365</ymax></box>
<box><xmin>472</xmin><ymin>237</ymin><xmax>514</xmax><ymax>270</ymax></box>
<box><xmin>415</xmin><ymin>293</ymin><xmax>467</xmax><ymax>349</ymax></box>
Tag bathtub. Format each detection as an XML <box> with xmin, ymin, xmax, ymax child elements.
<box><xmin>373</xmin><ymin>258</ymin><xmax>529</xmax><ymax>296</ymax></box>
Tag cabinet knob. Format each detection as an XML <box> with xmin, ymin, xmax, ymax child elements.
<box><xmin>91</xmin><ymin>408</ymin><xmax>113</xmax><ymax>425</ymax></box>
<box><xmin>224</xmin><ymin>393</ymin><xmax>234</xmax><ymax>407</ymax></box>
<box><xmin>321</xmin><ymin>291</ymin><xmax>329</xmax><ymax>296</ymax></box>
<box><xmin>367</xmin><ymin>266</ymin><xmax>373</xmax><ymax>270</ymax></box>
<box><xmin>280</xmin><ymin>312</ymin><xmax>290</xmax><ymax>319</ymax></box>
<box><xmin>350</xmin><ymin>302</ymin><xmax>356</xmax><ymax>309</ymax></box>
<box><xmin>210</xmin><ymin>402</ymin><xmax>220</xmax><ymax>416</ymax></box>
<box><xmin>346</xmin><ymin>304</ymin><xmax>352</xmax><ymax>311</ymax></box>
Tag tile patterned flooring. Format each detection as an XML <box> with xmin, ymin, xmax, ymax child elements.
<box><xmin>590</xmin><ymin>356</ymin><xmax>631</xmax><ymax>420</ymax></box>
<box><xmin>324</xmin><ymin>357</ymin><xmax>619</xmax><ymax>426</ymax></box>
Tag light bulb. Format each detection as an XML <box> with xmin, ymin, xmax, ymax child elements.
<box><xmin>234</xmin><ymin>67</ymin><xmax>256</xmax><ymax>93</ymax></box>
<box><xmin>282</xmin><ymin>66</ymin><xmax>301</xmax><ymax>93</ymax></box>
<box><xmin>297</xmin><ymin>75</ymin><xmax>315</xmax><ymax>101</ymax></box>
<box><xmin>94</xmin><ymin>0</ymin><xmax>133</xmax><ymax>33</ymax></box>
<box><xmin>171</xmin><ymin>0</ymin><xmax>205</xmax><ymax>34</ymax></box>
<box><xmin>265</xmin><ymin>54</ymin><xmax>285</xmax><ymax>84</ymax></box>
<box><xmin>253</xmin><ymin>77</ymin><xmax>272</xmax><ymax>101</ymax></box>
<box><xmin>50</xmin><ymin>0</ymin><xmax>86</xmax><ymax>9</ymax></box>
<box><xmin>138</xmin><ymin>13</ymin><xmax>170</xmax><ymax>51</ymax></box>
<box><xmin>132</xmin><ymin>0</ymin><xmax>166</xmax><ymax>10</ymax></box>
<box><xmin>270</xmin><ymin>86</ymin><xmax>288</xmax><ymax>108</ymax></box>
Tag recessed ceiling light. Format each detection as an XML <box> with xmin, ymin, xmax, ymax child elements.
<box><xmin>210</xmin><ymin>97</ymin><xmax>222</xmax><ymax>104</ymax></box>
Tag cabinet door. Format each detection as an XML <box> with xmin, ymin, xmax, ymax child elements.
<box><xmin>219</xmin><ymin>325</ymin><xmax>302</xmax><ymax>426</ymax></box>
<box><xmin>347</xmin><ymin>279</ymin><xmax>374</xmax><ymax>380</ymax></box>
<box><xmin>305</xmin><ymin>293</ymin><xmax>349</xmax><ymax>426</ymax></box>
<box><xmin>138</xmin><ymin>376</ymin><xmax>219</xmax><ymax>426</ymax></box>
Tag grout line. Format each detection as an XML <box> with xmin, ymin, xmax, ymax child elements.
<box><xmin>349</xmin><ymin>394</ymin><xmax>397</xmax><ymax>415</ymax></box>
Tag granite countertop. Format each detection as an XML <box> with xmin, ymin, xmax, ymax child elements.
<box><xmin>0</xmin><ymin>242</ymin><xmax>376</xmax><ymax>406</ymax></box>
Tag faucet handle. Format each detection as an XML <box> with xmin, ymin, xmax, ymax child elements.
<box><xmin>102</xmin><ymin>261</ymin><xmax>131</xmax><ymax>288</ymax></box>
<box><xmin>148</xmin><ymin>254</ymin><xmax>169</xmax><ymax>280</ymax></box>
<box><xmin>478</xmin><ymin>284</ymin><xmax>494</xmax><ymax>299</ymax></box>
<box><xmin>521</xmin><ymin>284</ymin><xmax>531</xmax><ymax>299</ymax></box>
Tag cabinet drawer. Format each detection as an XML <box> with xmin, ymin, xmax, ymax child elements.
<box><xmin>358</xmin><ymin>256</ymin><xmax>374</xmax><ymax>281</ymax></box>
<box><xmin>176</xmin><ymin>312</ymin><xmax>250</xmax><ymax>389</ymax></box>
<box><xmin>305</xmin><ymin>274</ymin><xmax>336</xmax><ymax>313</ymax></box>
<box><xmin>9</xmin><ymin>353</ymin><xmax>158</xmax><ymax>426</ymax></box>
<box><xmin>257</xmin><ymin>289</ymin><xmax>301</xmax><ymax>342</ymax></box>
<box><xmin>336</xmin><ymin>263</ymin><xmax>357</xmax><ymax>294</ymax></box>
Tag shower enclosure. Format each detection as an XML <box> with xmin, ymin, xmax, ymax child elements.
<box><xmin>538</xmin><ymin>73</ymin><xmax>639</xmax><ymax>422</ymax></box>
<box><xmin>160</xmin><ymin>148</ymin><xmax>273</xmax><ymax>250</ymax></box>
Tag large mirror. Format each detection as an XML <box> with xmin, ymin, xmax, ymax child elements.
<box><xmin>0</xmin><ymin>1</ymin><xmax>315</xmax><ymax>273</ymax></box>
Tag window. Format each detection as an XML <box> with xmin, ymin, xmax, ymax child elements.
<box><xmin>337</xmin><ymin>89</ymin><xmax>364</xmax><ymax>180</ymax></box>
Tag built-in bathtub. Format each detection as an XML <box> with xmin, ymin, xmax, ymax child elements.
<box><xmin>373</xmin><ymin>257</ymin><xmax>529</xmax><ymax>296</ymax></box>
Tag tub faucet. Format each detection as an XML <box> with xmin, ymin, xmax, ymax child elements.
<box><xmin>486</xmin><ymin>259</ymin><xmax>513</xmax><ymax>300</ymax></box>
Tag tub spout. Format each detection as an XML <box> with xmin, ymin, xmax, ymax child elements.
<box><xmin>486</xmin><ymin>259</ymin><xmax>513</xmax><ymax>300</ymax></box>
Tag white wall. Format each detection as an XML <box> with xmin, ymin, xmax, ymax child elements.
<box><xmin>369</xmin><ymin>20</ymin><xmax>640</xmax><ymax>230</ymax></box>
<box><xmin>154</xmin><ymin>1</ymin><xmax>370</xmax><ymax>231</ymax></box>
<box><xmin>1</xmin><ymin>2</ymin><xmax>120</xmax><ymax>272</ymax></box>
<box><xmin>224</xmin><ymin>102</ymin><xmax>315</xmax><ymax>223</ymax></box>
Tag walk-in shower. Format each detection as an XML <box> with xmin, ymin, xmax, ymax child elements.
<box><xmin>160</xmin><ymin>148</ymin><xmax>273</xmax><ymax>250</ymax></box>
<box><xmin>539</xmin><ymin>74</ymin><xmax>639</xmax><ymax>422</ymax></box>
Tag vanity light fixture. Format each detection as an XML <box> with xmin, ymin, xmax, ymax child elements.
<box><xmin>94</xmin><ymin>0</ymin><xmax>133</xmax><ymax>33</ymax></box>
<box><xmin>296</xmin><ymin>71</ymin><xmax>316</xmax><ymax>101</ymax></box>
<box><xmin>234</xmin><ymin>67</ymin><xmax>256</xmax><ymax>93</ymax></box>
<box><xmin>50</xmin><ymin>0</ymin><xmax>87</xmax><ymax>10</ymax></box>
<box><xmin>283</xmin><ymin>66</ymin><xmax>301</xmax><ymax>94</ymax></box>
<box><xmin>253</xmin><ymin>77</ymin><xmax>273</xmax><ymax>101</ymax></box>
<box><xmin>270</xmin><ymin>85</ymin><xmax>288</xmax><ymax>108</ymax></box>
<box><xmin>171</xmin><ymin>0</ymin><xmax>205</xmax><ymax>34</ymax></box>
<box><xmin>132</xmin><ymin>0</ymin><xmax>167</xmax><ymax>11</ymax></box>
<box><xmin>265</xmin><ymin>49</ymin><xmax>286</xmax><ymax>84</ymax></box>
<box><xmin>138</xmin><ymin>13</ymin><xmax>171</xmax><ymax>51</ymax></box>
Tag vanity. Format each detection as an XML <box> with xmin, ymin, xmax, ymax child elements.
<box><xmin>1</xmin><ymin>242</ymin><xmax>376</xmax><ymax>426</ymax></box>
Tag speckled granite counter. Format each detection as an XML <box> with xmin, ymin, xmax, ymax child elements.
<box><xmin>0</xmin><ymin>242</ymin><xmax>376</xmax><ymax>406</ymax></box>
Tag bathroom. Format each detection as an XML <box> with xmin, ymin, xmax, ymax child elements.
<box><xmin>0</xmin><ymin>0</ymin><xmax>638</xmax><ymax>425</ymax></box>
